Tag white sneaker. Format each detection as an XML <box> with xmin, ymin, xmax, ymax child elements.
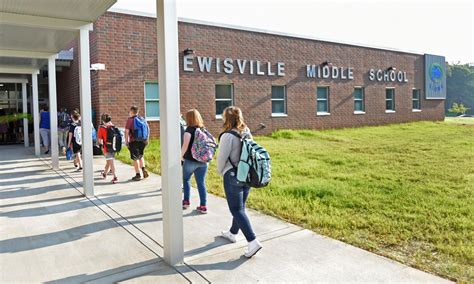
<box><xmin>221</xmin><ymin>229</ymin><xmax>237</xmax><ymax>243</ymax></box>
<box><xmin>244</xmin><ymin>239</ymin><xmax>262</xmax><ymax>258</ymax></box>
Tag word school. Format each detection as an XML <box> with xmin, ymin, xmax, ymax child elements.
<box><xmin>368</xmin><ymin>69</ymin><xmax>409</xmax><ymax>83</ymax></box>
<box><xmin>183</xmin><ymin>56</ymin><xmax>285</xmax><ymax>76</ymax></box>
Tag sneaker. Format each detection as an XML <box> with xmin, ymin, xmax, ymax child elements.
<box><xmin>77</xmin><ymin>167</ymin><xmax>83</xmax><ymax>172</ymax></box>
<box><xmin>196</xmin><ymin>205</ymin><xmax>208</xmax><ymax>214</ymax></box>
<box><xmin>221</xmin><ymin>229</ymin><xmax>237</xmax><ymax>243</ymax></box>
<box><xmin>244</xmin><ymin>239</ymin><xmax>262</xmax><ymax>258</ymax></box>
<box><xmin>143</xmin><ymin>169</ymin><xmax>149</xmax><ymax>178</ymax></box>
<box><xmin>101</xmin><ymin>171</ymin><xmax>107</xmax><ymax>178</ymax></box>
<box><xmin>132</xmin><ymin>174</ymin><xmax>141</xmax><ymax>181</ymax></box>
<box><xmin>111</xmin><ymin>177</ymin><xmax>118</xmax><ymax>184</ymax></box>
<box><xmin>44</xmin><ymin>150</ymin><xmax>49</xmax><ymax>154</ymax></box>
<box><xmin>182</xmin><ymin>200</ymin><xmax>190</xmax><ymax>209</ymax></box>
<box><xmin>74</xmin><ymin>162</ymin><xmax>78</xmax><ymax>168</ymax></box>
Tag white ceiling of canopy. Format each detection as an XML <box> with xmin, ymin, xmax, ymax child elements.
<box><xmin>0</xmin><ymin>0</ymin><xmax>117</xmax><ymax>71</ymax></box>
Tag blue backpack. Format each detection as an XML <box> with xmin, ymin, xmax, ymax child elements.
<box><xmin>133</xmin><ymin>116</ymin><xmax>149</xmax><ymax>141</ymax></box>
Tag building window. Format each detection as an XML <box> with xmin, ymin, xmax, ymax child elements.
<box><xmin>271</xmin><ymin>85</ymin><xmax>287</xmax><ymax>116</ymax></box>
<box><xmin>145</xmin><ymin>82</ymin><xmax>159</xmax><ymax>119</ymax></box>
<box><xmin>215</xmin><ymin>84</ymin><xmax>234</xmax><ymax>117</ymax></box>
<box><xmin>385</xmin><ymin>88</ymin><xmax>395</xmax><ymax>112</ymax></box>
<box><xmin>317</xmin><ymin>86</ymin><xmax>330</xmax><ymax>114</ymax></box>
<box><xmin>412</xmin><ymin>89</ymin><xmax>421</xmax><ymax>110</ymax></box>
<box><xmin>354</xmin><ymin>87</ymin><xmax>365</xmax><ymax>113</ymax></box>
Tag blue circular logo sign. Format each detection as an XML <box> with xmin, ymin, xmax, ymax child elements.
<box><xmin>429</xmin><ymin>63</ymin><xmax>444</xmax><ymax>82</ymax></box>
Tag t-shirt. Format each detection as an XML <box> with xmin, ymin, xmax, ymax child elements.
<box><xmin>125</xmin><ymin>116</ymin><xmax>135</xmax><ymax>142</ymax></box>
<box><xmin>183</xmin><ymin>126</ymin><xmax>197</xmax><ymax>162</ymax></box>
<box><xmin>40</xmin><ymin>111</ymin><xmax>50</xmax><ymax>129</ymax></box>
<box><xmin>58</xmin><ymin>112</ymin><xmax>71</xmax><ymax>129</ymax></box>
<box><xmin>69</xmin><ymin>122</ymin><xmax>79</xmax><ymax>146</ymax></box>
<box><xmin>98</xmin><ymin>125</ymin><xmax>109</xmax><ymax>153</ymax></box>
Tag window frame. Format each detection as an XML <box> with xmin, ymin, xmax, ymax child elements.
<box><xmin>144</xmin><ymin>81</ymin><xmax>160</xmax><ymax>121</ymax></box>
<box><xmin>215</xmin><ymin>83</ymin><xmax>234</xmax><ymax>119</ymax></box>
<box><xmin>316</xmin><ymin>86</ymin><xmax>330</xmax><ymax>115</ymax></box>
<box><xmin>353</xmin><ymin>86</ymin><xmax>365</xmax><ymax>114</ymax></box>
<box><xmin>385</xmin><ymin>87</ymin><xmax>396</xmax><ymax>113</ymax></box>
<box><xmin>271</xmin><ymin>85</ymin><xmax>287</xmax><ymax>117</ymax></box>
<box><xmin>412</xmin><ymin>88</ymin><xmax>421</xmax><ymax>112</ymax></box>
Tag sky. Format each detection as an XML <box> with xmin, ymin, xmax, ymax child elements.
<box><xmin>111</xmin><ymin>0</ymin><xmax>473</xmax><ymax>64</ymax></box>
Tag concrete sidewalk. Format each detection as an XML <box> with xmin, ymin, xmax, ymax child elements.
<box><xmin>0</xmin><ymin>145</ymin><xmax>450</xmax><ymax>283</ymax></box>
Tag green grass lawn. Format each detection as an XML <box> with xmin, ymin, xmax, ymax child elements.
<box><xmin>117</xmin><ymin>121</ymin><xmax>474</xmax><ymax>282</ymax></box>
<box><xmin>445</xmin><ymin>116</ymin><xmax>474</xmax><ymax>125</ymax></box>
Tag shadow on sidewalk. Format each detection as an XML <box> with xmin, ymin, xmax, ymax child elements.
<box><xmin>0</xmin><ymin>191</ymin><xmax>161</xmax><ymax>218</ymax></box>
<box><xmin>0</xmin><ymin>182</ymin><xmax>70</xmax><ymax>200</ymax></box>
<box><xmin>0</xmin><ymin>170</ymin><xmax>54</xmax><ymax>182</ymax></box>
<box><xmin>44</xmin><ymin>259</ymin><xmax>174</xmax><ymax>284</ymax></box>
<box><xmin>0</xmin><ymin>212</ymin><xmax>162</xmax><ymax>254</ymax></box>
<box><xmin>187</xmin><ymin>255</ymin><xmax>248</xmax><ymax>272</ymax></box>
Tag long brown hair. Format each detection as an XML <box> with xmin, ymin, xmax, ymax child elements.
<box><xmin>221</xmin><ymin>106</ymin><xmax>247</xmax><ymax>133</ymax></box>
<box><xmin>185</xmin><ymin>109</ymin><xmax>204</xmax><ymax>128</ymax></box>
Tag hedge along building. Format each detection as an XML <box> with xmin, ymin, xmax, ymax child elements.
<box><xmin>56</xmin><ymin>9</ymin><xmax>447</xmax><ymax>137</ymax></box>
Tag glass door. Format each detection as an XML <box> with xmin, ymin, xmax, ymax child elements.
<box><xmin>0</xmin><ymin>83</ymin><xmax>23</xmax><ymax>144</ymax></box>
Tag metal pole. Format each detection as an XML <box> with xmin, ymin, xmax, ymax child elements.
<box><xmin>78</xmin><ymin>27</ymin><xmax>94</xmax><ymax>197</ymax></box>
<box><xmin>22</xmin><ymin>82</ymin><xmax>29</xmax><ymax>147</ymax></box>
<box><xmin>157</xmin><ymin>0</ymin><xmax>184</xmax><ymax>266</ymax></box>
<box><xmin>32</xmin><ymin>73</ymin><xmax>40</xmax><ymax>156</ymax></box>
<box><xmin>48</xmin><ymin>55</ymin><xmax>59</xmax><ymax>170</ymax></box>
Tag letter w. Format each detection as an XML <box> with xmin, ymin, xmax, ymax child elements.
<box><xmin>197</xmin><ymin>57</ymin><xmax>213</xmax><ymax>72</ymax></box>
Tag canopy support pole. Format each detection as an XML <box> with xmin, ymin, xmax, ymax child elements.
<box><xmin>157</xmin><ymin>0</ymin><xmax>184</xmax><ymax>266</ymax></box>
<box><xmin>22</xmin><ymin>82</ymin><xmax>29</xmax><ymax>147</ymax></box>
<box><xmin>32</xmin><ymin>73</ymin><xmax>40</xmax><ymax>156</ymax></box>
<box><xmin>78</xmin><ymin>27</ymin><xmax>94</xmax><ymax>197</ymax></box>
<box><xmin>48</xmin><ymin>55</ymin><xmax>59</xmax><ymax>170</ymax></box>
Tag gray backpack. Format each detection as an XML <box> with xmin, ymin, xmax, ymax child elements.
<box><xmin>225</xmin><ymin>131</ymin><xmax>271</xmax><ymax>188</ymax></box>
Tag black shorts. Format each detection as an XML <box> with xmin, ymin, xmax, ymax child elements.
<box><xmin>129</xmin><ymin>141</ymin><xmax>146</xmax><ymax>160</ymax></box>
<box><xmin>72</xmin><ymin>142</ymin><xmax>82</xmax><ymax>154</ymax></box>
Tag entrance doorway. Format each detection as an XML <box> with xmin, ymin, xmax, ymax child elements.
<box><xmin>0</xmin><ymin>83</ymin><xmax>27</xmax><ymax>145</ymax></box>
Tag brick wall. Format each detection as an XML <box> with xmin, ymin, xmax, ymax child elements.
<box><xmin>57</xmin><ymin>40</ymin><xmax>80</xmax><ymax>114</ymax></box>
<box><xmin>57</xmin><ymin>11</ymin><xmax>445</xmax><ymax>137</ymax></box>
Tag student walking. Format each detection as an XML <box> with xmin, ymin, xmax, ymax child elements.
<box><xmin>217</xmin><ymin>106</ymin><xmax>262</xmax><ymax>258</ymax></box>
<box><xmin>98</xmin><ymin>113</ymin><xmax>119</xmax><ymax>184</ymax></box>
<box><xmin>68</xmin><ymin>112</ymin><xmax>82</xmax><ymax>171</ymax></box>
<box><xmin>58</xmin><ymin>108</ymin><xmax>71</xmax><ymax>154</ymax></box>
<box><xmin>124</xmin><ymin>106</ymin><xmax>149</xmax><ymax>181</ymax></box>
<box><xmin>39</xmin><ymin>105</ymin><xmax>51</xmax><ymax>154</ymax></box>
<box><xmin>181</xmin><ymin>109</ymin><xmax>216</xmax><ymax>214</ymax></box>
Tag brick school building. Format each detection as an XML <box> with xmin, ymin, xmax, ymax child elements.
<box><xmin>56</xmin><ymin>10</ymin><xmax>446</xmax><ymax>137</ymax></box>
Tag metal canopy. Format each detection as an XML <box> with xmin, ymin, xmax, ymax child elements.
<box><xmin>0</xmin><ymin>0</ymin><xmax>185</xmax><ymax>266</ymax></box>
<box><xmin>0</xmin><ymin>0</ymin><xmax>117</xmax><ymax>191</ymax></box>
<box><xmin>0</xmin><ymin>0</ymin><xmax>116</xmax><ymax>21</ymax></box>
<box><xmin>0</xmin><ymin>0</ymin><xmax>116</xmax><ymax>69</ymax></box>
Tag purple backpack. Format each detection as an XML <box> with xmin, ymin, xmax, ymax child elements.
<box><xmin>191</xmin><ymin>128</ymin><xmax>217</xmax><ymax>163</ymax></box>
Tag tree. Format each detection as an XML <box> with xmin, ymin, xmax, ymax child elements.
<box><xmin>446</xmin><ymin>64</ymin><xmax>474</xmax><ymax>115</ymax></box>
<box><xmin>448</xmin><ymin>102</ymin><xmax>470</xmax><ymax>115</ymax></box>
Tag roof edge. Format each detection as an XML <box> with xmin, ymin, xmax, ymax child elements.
<box><xmin>107</xmin><ymin>7</ymin><xmax>428</xmax><ymax>56</ymax></box>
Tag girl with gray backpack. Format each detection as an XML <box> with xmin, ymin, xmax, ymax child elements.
<box><xmin>217</xmin><ymin>106</ymin><xmax>266</xmax><ymax>258</ymax></box>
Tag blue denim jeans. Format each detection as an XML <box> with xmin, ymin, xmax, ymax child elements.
<box><xmin>223</xmin><ymin>169</ymin><xmax>256</xmax><ymax>242</ymax></box>
<box><xmin>183</xmin><ymin>159</ymin><xmax>208</xmax><ymax>206</ymax></box>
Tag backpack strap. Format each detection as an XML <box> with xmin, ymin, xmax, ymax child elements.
<box><xmin>218</xmin><ymin>130</ymin><xmax>241</xmax><ymax>142</ymax></box>
<box><xmin>218</xmin><ymin>130</ymin><xmax>242</xmax><ymax>169</ymax></box>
